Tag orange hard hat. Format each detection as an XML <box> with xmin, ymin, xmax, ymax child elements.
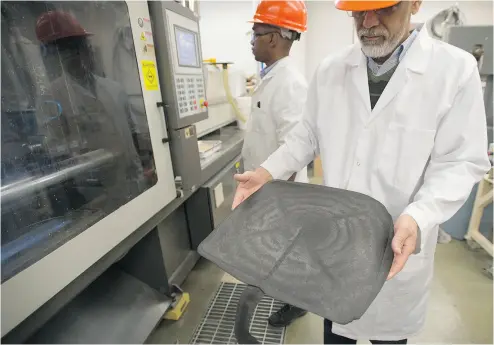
<box><xmin>334</xmin><ymin>0</ymin><xmax>400</xmax><ymax>12</ymax></box>
<box><xmin>250</xmin><ymin>0</ymin><xmax>307</xmax><ymax>33</ymax></box>
<box><xmin>36</xmin><ymin>11</ymin><xmax>92</xmax><ymax>44</ymax></box>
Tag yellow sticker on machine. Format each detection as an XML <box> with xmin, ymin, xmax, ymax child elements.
<box><xmin>141</xmin><ymin>60</ymin><xmax>158</xmax><ymax>91</ymax></box>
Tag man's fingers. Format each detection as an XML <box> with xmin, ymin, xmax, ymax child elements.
<box><xmin>387</xmin><ymin>215</ymin><xmax>419</xmax><ymax>280</ymax></box>
<box><xmin>234</xmin><ymin>173</ymin><xmax>250</xmax><ymax>183</ymax></box>
<box><xmin>387</xmin><ymin>253</ymin><xmax>408</xmax><ymax>280</ymax></box>
<box><xmin>232</xmin><ymin>192</ymin><xmax>245</xmax><ymax>210</ymax></box>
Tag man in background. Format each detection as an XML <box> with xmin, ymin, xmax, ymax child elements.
<box><xmin>241</xmin><ymin>0</ymin><xmax>309</xmax><ymax>328</ymax></box>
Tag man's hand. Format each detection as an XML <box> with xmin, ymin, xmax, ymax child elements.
<box><xmin>387</xmin><ymin>214</ymin><xmax>419</xmax><ymax>280</ymax></box>
<box><xmin>232</xmin><ymin>167</ymin><xmax>273</xmax><ymax>210</ymax></box>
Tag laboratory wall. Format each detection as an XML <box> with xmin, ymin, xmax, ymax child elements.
<box><xmin>197</xmin><ymin>0</ymin><xmax>307</xmax><ymax>79</ymax></box>
<box><xmin>198</xmin><ymin>1</ymin><xmax>256</xmax><ymax>75</ymax></box>
<box><xmin>305</xmin><ymin>1</ymin><xmax>354</xmax><ymax>80</ymax></box>
<box><xmin>198</xmin><ymin>0</ymin><xmax>493</xmax><ymax>82</ymax></box>
<box><xmin>413</xmin><ymin>0</ymin><xmax>494</xmax><ymax>25</ymax></box>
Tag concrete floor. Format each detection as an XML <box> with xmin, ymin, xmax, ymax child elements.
<box><xmin>147</xmin><ymin>240</ymin><xmax>492</xmax><ymax>344</ymax></box>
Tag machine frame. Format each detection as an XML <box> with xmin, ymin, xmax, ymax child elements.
<box><xmin>1</xmin><ymin>2</ymin><xmax>177</xmax><ymax>337</ymax></box>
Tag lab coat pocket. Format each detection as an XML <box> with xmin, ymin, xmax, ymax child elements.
<box><xmin>378</xmin><ymin>123</ymin><xmax>436</xmax><ymax>198</ymax></box>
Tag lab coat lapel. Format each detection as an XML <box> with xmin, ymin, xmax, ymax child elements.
<box><xmin>369</xmin><ymin>64</ymin><xmax>408</xmax><ymax>120</ymax></box>
<box><xmin>252</xmin><ymin>72</ymin><xmax>274</xmax><ymax>97</ymax></box>
<box><xmin>252</xmin><ymin>57</ymin><xmax>289</xmax><ymax>96</ymax></box>
<box><xmin>370</xmin><ymin>29</ymin><xmax>432</xmax><ymax>121</ymax></box>
<box><xmin>347</xmin><ymin>47</ymin><xmax>371</xmax><ymax>122</ymax></box>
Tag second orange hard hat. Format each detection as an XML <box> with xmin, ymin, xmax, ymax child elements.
<box><xmin>335</xmin><ymin>0</ymin><xmax>400</xmax><ymax>12</ymax></box>
<box><xmin>250</xmin><ymin>0</ymin><xmax>307</xmax><ymax>33</ymax></box>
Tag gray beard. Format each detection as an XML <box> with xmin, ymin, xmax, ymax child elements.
<box><xmin>359</xmin><ymin>25</ymin><xmax>409</xmax><ymax>59</ymax></box>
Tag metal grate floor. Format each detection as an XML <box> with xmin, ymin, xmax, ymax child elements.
<box><xmin>190</xmin><ymin>282</ymin><xmax>286</xmax><ymax>344</ymax></box>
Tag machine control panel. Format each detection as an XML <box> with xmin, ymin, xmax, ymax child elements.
<box><xmin>175</xmin><ymin>75</ymin><xmax>206</xmax><ymax>118</ymax></box>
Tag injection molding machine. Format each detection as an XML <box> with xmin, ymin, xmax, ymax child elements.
<box><xmin>1</xmin><ymin>1</ymin><xmax>245</xmax><ymax>343</ymax></box>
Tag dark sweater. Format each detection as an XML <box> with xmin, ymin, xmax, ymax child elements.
<box><xmin>367</xmin><ymin>65</ymin><xmax>398</xmax><ymax>110</ymax></box>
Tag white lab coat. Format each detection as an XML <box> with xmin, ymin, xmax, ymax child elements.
<box><xmin>242</xmin><ymin>57</ymin><xmax>309</xmax><ymax>183</ymax></box>
<box><xmin>262</xmin><ymin>29</ymin><xmax>490</xmax><ymax>340</ymax></box>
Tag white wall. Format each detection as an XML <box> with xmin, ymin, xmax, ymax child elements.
<box><xmin>304</xmin><ymin>0</ymin><xmax>493</xmax><ymax>81</ymax></box>
<box><xmin>305</xmin><ymin>1</ymin><xmax>354</xmax><ymax>80</ymax></box>
<box><xmin>198</xmin><ymin>1</ymin><xmax>257</xmax><ymax>76</ymax></box>
<box><xmin>414</xmin><ymin>0</ymin><xmax>493</xmax><ymax>25</ymax></box>
<box><xmin>198</xmin><ymin>0</ymin><xmax>493</xmax><ymax>82</ymax></box>
<box><xmin>198</xmin><ymin>0</ymin><xmax>307</xmax><ymax>79</ymax></box>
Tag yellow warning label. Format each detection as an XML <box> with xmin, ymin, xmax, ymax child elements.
<box><xmin>185</xmin><ymin>127</ymin><xmax>191</xmax><ymax>138</ymax></box>
<box><xmin>235</xmin><ymin>162</ymin><xmax>240</xmax><ymax>169</ymax></box>
<box><xmin>140</xmin><ymin>32</ymin><xmax>146</xmax><ymax>41</ymax></box>
<box><xmin>141</xmin><ymin>60</ymin><xmax>158</xmax><ymax>91</ymax></box>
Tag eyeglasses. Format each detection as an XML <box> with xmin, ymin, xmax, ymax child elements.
<box><xmin>348</xmin><ymin>2</ymin><xmax>401</xmax><ymax>19</ymax></box>
<box><xmin>251</xmin><ymin>31</ymin><xmax>279</xmax><ymax>42</ymax></box>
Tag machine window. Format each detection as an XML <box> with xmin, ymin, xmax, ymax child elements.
<box><xmin>175</xmin><ymin>25</ymin><xmax>199</xmax><ymax>68</ymax></box>
<box><xmin>1</xmin><ymin>1</ymin><xmax>157</xmax><ymax>281</ymax></box>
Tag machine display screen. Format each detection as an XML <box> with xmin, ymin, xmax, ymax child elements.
<box><xmin>175</xmin><ymin>26</ymin><xmax>199</xmax><ymax>68</ymax></box>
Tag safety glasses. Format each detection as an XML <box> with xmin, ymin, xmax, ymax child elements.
<box><xmin>348</xmin><ymin>1</ymin><xmax>402</xmax><ymax>19</ymax></box>
<box><xmin>251</xmin><ymin>31</ymin><xmax>279</xmax><ymax>42</ymax></box>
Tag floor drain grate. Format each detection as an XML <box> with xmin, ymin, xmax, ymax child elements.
<box><xmin>190</xmin><ymin>282</ymin><xmax>286</xmax><ymax>344</ymax></box>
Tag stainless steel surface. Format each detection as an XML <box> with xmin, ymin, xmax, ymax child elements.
<box><xmin>190</xmin><ymin>282</ymin><xmax>286</xmax><ymax>344</ymax></box>
<box><xmin>28</xmin><ymin>267</ymin><xmax>172</xmax><ymax>344</ymax></box>
<box><xmin>446</xmin><ymin>26</ymin><xmax>493</xmax><ymax>144</ymax></box>
<box><xmin>447</xmin><ymin>26</ymin><xmax>493</xmax><ymax>75</ymax></box>
<box><xmin>158</xmin><ymin>205</ymin><xmax>193</xmax><ymax>284</ymax></box>
<box><xmin>200</xmin><ymin>127</ymin><xmax>244</xmax><ymax>170</ymax></box>
<box><xmin>169</xmin><ymin>125</ymin><xmax>202</xmax><ymax>191</ymax></box>
<box><xmin>206</xmin><ymin>155</ymin><xmax>243</xmax><ymax>228</ymax></box>
<box><xmin>186</xmin><ymin>155</ymin><xmax>243</xmax><ymax>250</ymax></box>
<box><xmin>1</xmin><ymin>150</ymin><xmax>115</xmax><ymax>204</ymax></box>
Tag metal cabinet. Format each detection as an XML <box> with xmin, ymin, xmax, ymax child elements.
<box><xmin>186</xmin><ymin>156</ymin><xmax>244</xmax><ymax>249</ymax></box>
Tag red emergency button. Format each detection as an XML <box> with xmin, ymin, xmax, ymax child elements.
<box><xmin>202</xmin><ymin>100</ymin><xmax>209</xmax><ymax>108</ymax></box>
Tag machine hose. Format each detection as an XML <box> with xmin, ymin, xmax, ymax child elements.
<box><xmin>221</xmin><ymin>67</ymin><xmax>247</xmax><ymax>124</ymax></box>
<box><xmin>234</xmin><ymin>285</ymin><xmax>264</xmax><ymax>344</ymax></box>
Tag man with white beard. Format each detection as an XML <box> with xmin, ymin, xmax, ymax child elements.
<box><xmin>231</xmin><ymin>0</ymin><xmax>490</xmax><ymax>343</ymax></box>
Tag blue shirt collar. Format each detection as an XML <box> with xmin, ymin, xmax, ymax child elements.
<box><xmin>260</xmin><ymin>57</ymin><xmax>287</xmax><ymax>79</ymax></box>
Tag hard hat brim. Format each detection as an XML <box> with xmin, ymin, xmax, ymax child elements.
<box><xmin>335</xmin><ymin>0</ymin><xmax>400</xmax><ymax>12</ymax></box>
<box><xmin>247</xmin><ymin>19</ymin><xmax>306</xmax><ymax>33</ymax></box>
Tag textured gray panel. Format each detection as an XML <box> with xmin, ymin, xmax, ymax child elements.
<box><xmin>199</xmin><ymin>181</ymin><xmax>394</xmax><ymax>325</ymax></box>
